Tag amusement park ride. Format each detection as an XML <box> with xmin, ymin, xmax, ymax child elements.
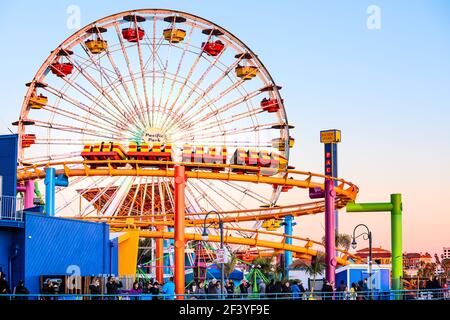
<box><xmin>12</xmin><ymin>9</ymin><xmax>403</xmax><ymax>298</ymax></box>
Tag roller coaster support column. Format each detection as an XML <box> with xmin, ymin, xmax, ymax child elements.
<box><xmin>346</xmin><ymin>194</ymin><xmax>403</xmax><ymax>297</ymax></box>
<box><xmin>156</xmin><ymin>227</ymin><xmax>164</xmax><ymax>283</ymax></box>
<box><xmin>174</xmin><ymin>165</ymin><xmax>186</xmax><ymax>299</ymax></box>
<box><xmin>44</xmin><ymin>168</ymin><xmax>55</xmax><ymax>216</ymax></box>
<box><xmin>44</xmin><ymin>168</ymin><xmax>69</xmax><ymax>217</ymax></box>
<box><xmin>24</xmin><ymin>180</ymin><xmax>35</xmax><ymax>209</ymax></box>
<box><xmin>284</xmin><ymin>215</ymin><xmax>294</xmax><ymax>278</ymax></box>
<box><xmin>324</xmin><ymin>179</ymin><xmax>336</xmax><ymax>284</ymax></box>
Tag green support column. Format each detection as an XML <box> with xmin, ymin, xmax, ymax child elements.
<box><xmin>391</xmin><ymin>194</ymin><xmax>403</xmax><ymax>293</ymax></box>
<box><xmin>346</xmin><ymin>193</ymin><xmax>403</xmax><ymax>297</ymax></box>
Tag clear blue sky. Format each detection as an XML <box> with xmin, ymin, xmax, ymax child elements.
<box><xmin>0</xmin><ymin>0</ymin><xmax>449</xmax><ymax>255</ymax></box>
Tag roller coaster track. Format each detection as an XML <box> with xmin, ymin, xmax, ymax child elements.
<box><xmin>17</xmin><ymin>159</ymin><xmax>360</xmax><ymax>265</ymax></box>
<box><xmin>137</xmin><ymin>228</ymin><xmax>360</xmax><ymax>266</ymax></box>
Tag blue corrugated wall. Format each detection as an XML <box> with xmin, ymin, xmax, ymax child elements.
<box><xmin>0</xmin><ymin>228</ymin><xmax>24</xmax><ymax>291</ymax></box>
<box><xmin>24</xmin><ymin>213</ymin><xmax>117</xmax><ymax>293</ymax></box>
<box><xmin>0</xmin><ymin>134</ymin><xmax>18</xmax><ymax>197</ymax></box>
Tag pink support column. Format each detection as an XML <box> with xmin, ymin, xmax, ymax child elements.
<box><xmin>24</xmin><ymin>180</ymin><xmax>35</xmax><ymax>209</ymax></box>
<box><xmin>325</xmin><ymin>178</ymin><xmax>336</xmax><ymax>284</ymax></box>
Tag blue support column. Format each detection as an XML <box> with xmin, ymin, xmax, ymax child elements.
<box><xmin>44</xmin><ymin>168</ymin><xmax>55</xmax><ymax>216</ymax></box>
<box><xmin>164</xmin><ymin>226</ymin><xmax>174</xmax><ymax>275</ymax></box>
<box><xmin>284</xmin><ymin>215</ymin><xmax>294</xmax><ymax>278</ymax></box>
<box><xmin>44</xmin><ymin>169</ymin><xmax>68</xmax><ymax>217</ymax></box>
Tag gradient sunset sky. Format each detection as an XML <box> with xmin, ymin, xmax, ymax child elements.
<box><xmin>0</xmin><ymin>0</ymin><xmax>449</xmax><ymax>256</ymax></box>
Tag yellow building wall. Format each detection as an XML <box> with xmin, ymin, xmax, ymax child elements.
<box><xmin>118</xmin><ymin>230</ymin><xmax>140</xmax><ymax>277</ymax></box>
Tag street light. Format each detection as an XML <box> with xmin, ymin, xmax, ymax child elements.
<box><xmin>352</xmin><ymin>224</ymin><xmax>373</xmax><ymax>297</ymax></box>
<box><xmin>201</xmin><ymin>210</ymin><xmax>225</xmax><ymax>299</ymax></box>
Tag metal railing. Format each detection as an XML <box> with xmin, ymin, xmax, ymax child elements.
<box><xmin>0</xmin><ymin>289</ymin><xmax>448</xmax><ymax>301</ymax></box>
<box><xmin>0</xmin><ymin>195</ymin><xmax>23</xmax><ymax>221</ymax></box>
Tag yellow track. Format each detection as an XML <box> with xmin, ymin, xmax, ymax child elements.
<box><xmin>17</xmin><ymin>159</ymin><xmax>360</xmax><ymax>264</ymax></box>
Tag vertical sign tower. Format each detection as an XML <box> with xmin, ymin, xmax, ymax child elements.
<box><xmin>320</xmin><ymin>129</ymin><xmax>341</xmax><ymax>232</ymax></box>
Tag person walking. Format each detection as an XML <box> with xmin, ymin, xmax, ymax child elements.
<box><xmin>336</xmin><ymin>280</ymin><xmax>347</xmax><ymax>300</ymax></box>
<box><xmin>0</xmin><ymin>272</ymin><xmax>10</xmax><ymax>300</ymax></box>
<box><xmin>150</xmin><ymin>281</ymin><xmax>160</xmax><ymax>300</ymax></box>
<box><xmin>106</xmin><ymin>276</ymin><xmax>123</xmax><ymax>300</ymax></box>
<box><xmin>282</xmin><ymin>281</ymin><xmax>292</xmax><ymax>299</ymax></box>
<box><xmin>266</xmin><ymin>279</ymin><xmax>274</xmax><ymax>299</ymax></box>
<box><xmin>239</xmin><ymin>279</ymin><xmax>248</xmax><ymax>298</ymax></box>
<box><xmin>89</xmin><ymin>277</ymin><xmax>101</xmax><ymax>300</ymax></box>
<box><xmin>273</xmin><ymin>281</ymin><xmax>283</xmax><ymax>299</ymax></box>
<box><xmin>258</xmin><ymin>280</ymin><xmax>266</xmax><ymax>299</ymax></box>
<box><xmin>129</xmin><ymin>281</ymin><xmax>142</xmax><ymax>300</ymax></box>
<box><xmin>349</xmin><ymin>282</ymin><xmax>358</xmax><ymax>300</ymax></box>
<box><xmin>13</xmin><ymin>280</ymin><xmax>29</xmax><ymax>300</ymax></box>
<box><xmin>162</xmin><ymin>277</ymin><xmax>176</xmax><ymax>300</ymax></box>
<box><xmin>291</xmin><ymin>281</ymin><xmax>300</xmax><ymax>299</ymax></box>
<box><xmin>225</xmin><ymin>279</ymin><xmax>234</xmax><ymax>299</ymax></box>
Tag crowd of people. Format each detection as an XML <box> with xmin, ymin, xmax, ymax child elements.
<box><xmin>0</xmin><ymin>271</ymin><xmax>30</xmax><ymax>300</ymax></box>
<box><xmin>1</xmin><ymin>270</ymin><xmax>448</xmax><ymax>300</ymax></box>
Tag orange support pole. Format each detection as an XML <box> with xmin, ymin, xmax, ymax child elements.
<box><xmin>156</xmin><ymin>228</ymin><xmax>164</xmax><ymax>284</ymax></box>
<box><xmin>174</xmin><ymin>165</ymin><xmax>186</xmax><ymax>299</ymax></box>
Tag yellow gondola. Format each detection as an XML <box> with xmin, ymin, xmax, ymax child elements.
<box><xmin>85</xmin><ymin>39</ymin><xmax>108</xmax><ymax>54</ymax></box>
<box><xmin>28</xmin><ymin>94</ymin><xmax>48</xmax><ymax>109</ymax></box>
<box><xmin>235</xmin><ymin>65</ymin><xmax>258</xmax><ymax>80</ymax></box>
<box><xmin>163</xmin><ymin>28</ymin><xmax>186</xmax><ymax>43</ymax></box>
<box><xmin>262</xmin><ymin>219</ymin><xmax>282</xmax><ymax>231</ymax></box>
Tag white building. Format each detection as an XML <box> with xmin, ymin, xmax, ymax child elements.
<box><xmin>443</xmin><ymin>247</ymin><xmax>450</xmax><ymax>260</ymax></box>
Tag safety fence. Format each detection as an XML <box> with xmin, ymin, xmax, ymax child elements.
<box><xmin>1</xmin><ymin>289</ymin><xmax>448</xmax><ymax>301</ymax></box>
<box><xmin>0</xmin><ymin>195</ymin><xmax>23</xmax><ymax>221</ymax></box>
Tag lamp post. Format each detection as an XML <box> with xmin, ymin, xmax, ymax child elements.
<box><xmin>351</xmin><ymin>224</ymin><xmax>373</xmax><ymax>297</ymax></box>
<box><xmin>201</xmin><ymin>210</ymin><xmax>225</xmax><ymax>299</ymax></box>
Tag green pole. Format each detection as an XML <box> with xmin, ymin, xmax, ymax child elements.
<box><xmin>391</xmin><ymin>194</ymin><xmax>403</xmax><ymax>295</ymax></box>
<box><xmin>346</xmin><ymin>202</ymin><xmax>392</xmax><ymax>212</ymax></box>
<box><xmin>346</xmin><ymin>194</ymin><xmax>403</xmax><ymax>298</ymax></box>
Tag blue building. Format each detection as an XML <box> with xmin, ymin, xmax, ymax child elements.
<box><xmin>0</xmin><ymin>134</ymin><xmax>118</xmax><ymax>293</ymax></box>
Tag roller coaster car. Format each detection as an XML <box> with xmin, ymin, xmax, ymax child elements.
<box><xmin>21</xmin><ymin>134</ymin><xmax>36</xmax><ymax>148</ymax></box>
<box><xmin>272</xmin><ymin>177</ymin><xmax>294</xmax><ymax>192</ymax></box>
<box><xmin>163</xmin><ymin>28</ymin><xmax>186</xmax><ymax>43</ymax></box>
<box><xmin>262</xmin><ymin>219</ymin><xmax>282</xmax><ymax>231</ymax></box>
<box><xmin>239</xmin><ymin>252</ymin><xmax>258</xmax><ymax>263</ymax></box>
<box><xmin>230</xmin><ymin>148</ymin><xmax>249</xmax><ymax>174</ymax></box>
<box><xmin>183</xmin><ymin>146</ymin><xmax>222</xmax><ymax>172</ymax></box>
<box><xmin>261</xmin><ymin>98</ymin><xmax>282</xmax><ymax>113</ymax></box>
<box><xmin>271</xmin><ymin>137</ymin><xmax>295</xmax><ymax>151</ymax></box>
<box><xmin>127</xmin><ymin>142</ymin><xmax>173</xmax><ymax>169</ymax></box>
<box><xmin>85</xmin><ymin>39</ymin><xmax>108</xmax><ymax>54</ymax></box>
<box><xmin>122</xmin><ymin>27</ymin><xmax>145</xmax><ymax>42</ymax></box>
<box><xmin>50</xmin><ymin>62</ymin><xmax>74</xmax><ymax>77</ymax></box>
<box><xmin>201</xmin><ymin>146</ymin><xmax>227</xmax><ymax>172</ymax></box>
<box><xmin>81</xmin><ymin>142</ymin><xmax>127</xmax><ymax>168</ymax></box>
<box><xmin>202</xmin><ymin>40</ymin><xmax>225</xmax><ymax>56</ymax></box>
<box><xmin>235</xmin><ymin>65</ymin><xmax>258</xmax><ymax>80</ymax></box>
<box><xmin>28</xmin><ymin>94</ymin><xmax>48</xmax><ymax>110</ymax></box>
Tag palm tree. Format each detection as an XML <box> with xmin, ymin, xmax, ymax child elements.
<box><xmin>223</xmin><ymin>254</ymin><xmax>238</xmax><ymax>279</ymax></box>
<box><xmin>290</xmin><ymin>252</ymin><xmax>326</xmax><ymax>294</ymax></box>
<box><xmin>321</xmin><ymin>233</ymin><xmax>352</xmax><ymax>256</ymax></box>
<box><xmin>251</xmin><ymin>256</ymin><xmax>274</xmax><ymax>278</ymax></box>
<box><xmin>442</xmin><ymin>259</ymin><xmax>450</xmax><ymax>278</ymax></box>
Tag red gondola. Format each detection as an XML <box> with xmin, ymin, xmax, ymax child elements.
<box><xmin>261</xmin><ymin>98</ymin><xmax>282</xmax><ymax>113</ymax></box>
<box><xmin>202</xmin><ymin>40</ymin><xmax>225</xmax><ymax>56</ymax></box>
<box><xmin>50</xmin><ymin>63</ymin><xmax>73</xmax><ymax>77</ymax></box>
<box><xmin>122</xmin><ymin>27</ymin><xmax>145</xmax><ymax>42</ymax></box>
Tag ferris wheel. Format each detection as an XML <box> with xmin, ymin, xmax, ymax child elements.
<box><xmin>16</xmin><ymin>9</ymin><xmax>293</xmax><ymax>227</ymax></box>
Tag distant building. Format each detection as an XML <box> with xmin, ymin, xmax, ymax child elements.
<box><xmin>355</xmin><ymin>247</ymin><xmax>391</xmax><ymax>265</ymax></box>
<box><xmin>443</xmin><ymin>247</ymin><xmax>450</xmax><ymax>260</ymax></box>
<box><xmin>404</xmin><ymin>252</ymin><xmax>432</xmax><ymax>269</ymax></box>
<box><xmin>402</xmin><ymin>252</ymin><xmax>434</xmax><ymax>277</ymax></box>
